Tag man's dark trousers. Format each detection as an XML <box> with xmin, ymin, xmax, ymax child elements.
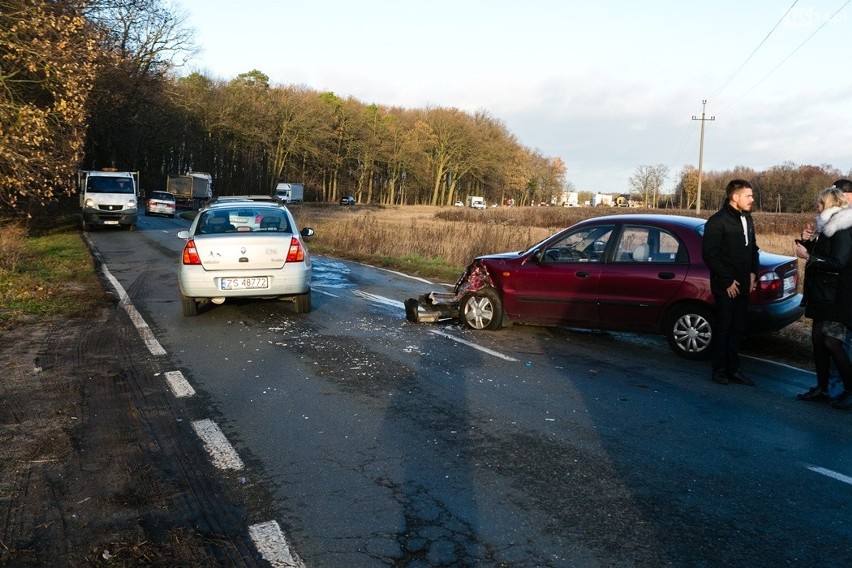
<box><xmin>712</xmin><ymin>292</ymin><xmax>749</xmax><ymax>373</ymax></box>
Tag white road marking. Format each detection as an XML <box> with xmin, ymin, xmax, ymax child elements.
<box><xmin>353</xmin><ymin>290</ymin><xmax>405</xmax><ymax>309</ymax></box>
<box><xmin>429</xmin><ymin>329</ymin><xmax>519</xmax><ymax>362</ymax></box>
<box><xmin>191</xmin><ymin>419</ymin><xmax>244</xmax><ymax>470</ymax></box>
<box><xmin>312</xmin><ymin>287</ymin><xmax>340</xmax><ymax>298</ymax></box>
<box><xmin>248</xmin><ymin>520</ymin><xmax>304</xmax><ymax>568</ymax></box>
<box><xmin>164</xmin><ymin>370</ymin><xmax>195</xmax><ymax>398</ymax></box>
<box><xmin>85</xmin><ymin>235</ymin><xmax>167</xmax><ymax>356</ymax></box>
<box><xmin>807</xmin><ymin>465</ymin><xmax>852</xmax><ymax>486</ymax></box>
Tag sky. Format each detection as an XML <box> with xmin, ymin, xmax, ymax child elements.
<box><xmin>174</xmin><ymin>0</ymin><xmax>852</xmax><ymax>193</ymax></box>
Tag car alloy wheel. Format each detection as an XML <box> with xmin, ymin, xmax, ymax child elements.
<box><xmin>461</xmin><ymin>288</ymin><xmax>503</xmax><ymax>331</ymax></box>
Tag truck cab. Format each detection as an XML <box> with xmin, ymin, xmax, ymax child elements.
<box><xmin>79</xmin><ymin>170</ymin><xmax>139</xmax><ymax>231</ymax></box>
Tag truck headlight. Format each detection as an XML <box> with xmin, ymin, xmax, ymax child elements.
<box><xmin>85</xmin><ymin>198</ymin><xmax>95</xmax><ymax>208</ymax></box>
<box><xmin>126</xmin><ymin>200</ymin><xmax>137</xmax><ymax>209</ymax></box>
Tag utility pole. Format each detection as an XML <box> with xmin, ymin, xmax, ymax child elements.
<box><xmin>691</xmin><ymin>100</ymin><xmax>715</xmax><ymax>214</ymax></box>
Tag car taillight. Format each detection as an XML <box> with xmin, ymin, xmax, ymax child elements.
<box><xmin>752</xmin><ymin>271</ymin><xmax>783</xmax><ymax>302</ymax></box>
<box><xmin>182</xmin><ymin>239</ymin><xmax>202</xmax><ymax>265</ymax></box>
<box><xmin>286</xmin><ymin>237</ymin><xmax>304</xmax><ymax>262</ymax></box>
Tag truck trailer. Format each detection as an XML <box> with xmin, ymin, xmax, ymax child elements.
<box><xmin>78</xmin><ymin>169</ymin><xmax>139</xmax><ymax>231</ymax></box>
<box><xmin>166</xmin><ymin>172</ymin><xmax>213</xmax><ymax>209</ymax></box>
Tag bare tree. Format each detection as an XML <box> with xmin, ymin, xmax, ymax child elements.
<box><xmin>629</xmin><ymin>164</ymin><xmax>669</xmax><ymax>208</ymax></box>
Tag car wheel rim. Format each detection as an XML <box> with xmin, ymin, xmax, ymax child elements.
<box><xmin>672</xmin><ymin>313</ymin><xmax>712</xmax><ymax>354</ymax></box>
<box><xmin>464</xmin><ymin>296</ymin><xmax>494</xmax><ymax>329</ymax></box>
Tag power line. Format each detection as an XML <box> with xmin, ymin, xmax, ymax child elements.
<box><xmin>709</xmin><ymin>0</ymin><xmax>800</xmax><ymax>103</ymax></box>
<box><xmin>719</xmin><ymin>0</ymin><xmax>852</xmax><ymax>113</ymax></box>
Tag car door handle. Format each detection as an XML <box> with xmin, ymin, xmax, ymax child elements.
<box><xmin>658</xmin><ymin>272</ymin><xmax>676</xmax><ymax>280</ymax></box>
<box><xmin>576</xmin><ymin>271</ymin><xmax>590</xmax><ymax>278</ymax></box>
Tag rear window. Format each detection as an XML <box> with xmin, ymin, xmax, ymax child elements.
<box><xmin>151</xmin><ymin>192</ymin><xmax>174</xmax><ymax>201</ymax></box>
<box><xmin>196</xmin><ymin>208</ymin><xmax>292</xmax><ymax>235</ymax></box>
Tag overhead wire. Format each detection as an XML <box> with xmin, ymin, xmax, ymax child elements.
<box><xmin>718</xmin><ymin>0</ymin><xmax>852</xmax><ymax>114</ymax></box>
<box><xmin>708</xmin><ymin>0</ymin><xmax>800</xmax><ymax>104</ymax></box>
<box><xmin>668</xmin><ymin>1</ymin><xmax>848</xmax><ymax>177</ymax></box>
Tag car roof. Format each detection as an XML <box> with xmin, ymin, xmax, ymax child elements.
<box><xmin>205</xmin><ymin>196</ymin><xmax>285</xmax><ymax>209</ymax></box>
<box><xmin>577</xmin><ymin>214</ymin><xmax>705</xmax><ymax>228</ymax></box>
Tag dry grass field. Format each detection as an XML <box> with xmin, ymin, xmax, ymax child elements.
<box><xmin>294</xmin><ymin>203</ymin><xmax>811</xmax><ymax>277</ymax></box>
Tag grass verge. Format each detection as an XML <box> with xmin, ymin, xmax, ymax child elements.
<box><xmin>0</xmin><ymin>215</ymin><xmax>110</xmax><ymax>327</ymax></box>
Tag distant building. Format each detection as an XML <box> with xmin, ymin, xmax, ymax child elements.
<box><xmin>560</xmin><ymin>191</ymin><xmax>580</xmax><ymax>206</ymax></box>
<box><xmin>592</xmin><ymin>193</ymin><xmax>614</xmax><ymax>207</ymax></box>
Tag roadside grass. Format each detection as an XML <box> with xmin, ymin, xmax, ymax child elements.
<box><xmin>0</xmin><ymin>213</ymin><xmax>109</xmax><ymax>326</ymax></box>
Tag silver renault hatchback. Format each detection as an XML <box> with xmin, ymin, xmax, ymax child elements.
<box><xmin>177</xmin><ymin>197</ymin><xmax>314</xmax><ymax>316</ymax></box>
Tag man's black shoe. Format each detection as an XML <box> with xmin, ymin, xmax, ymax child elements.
<box><xmin>712</xmin><ymin>369</ymin><xmax>729</xmax><ymax>385</ymax></box>
<box><xmin>727</xmin><ymin>370</ymin><xmax>756</xmax><ymax>386</ymax></box>
<box><xmin>797</xmin><ymin>386</ymin><xmax>829</xmax><ymax>402</ymax></box>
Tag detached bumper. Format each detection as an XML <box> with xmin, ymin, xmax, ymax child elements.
<box><xmin>404</xmin><ymin>292</ymin><xmax>460</xmax><ymax>324</ymax></box>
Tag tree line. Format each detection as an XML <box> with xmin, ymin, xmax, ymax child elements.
<box><xmin>1</xmin><ymin>0</ymin><xmax>847</xmax><ymax>219</ymax></box>
<box><xmin>0</xmin><ymin>0</ymin><xmax>565</xmax><ymax>217</ymax></box>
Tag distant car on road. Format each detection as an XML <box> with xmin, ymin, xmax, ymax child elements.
<box><xmin>145</xmin><ymin>191</ymin><xmax>176</xmax><ymax>218</ymax></box>
<box><xmin>406</xmin><ymin>214</ymin><xmax>804</xmax><ymax>360</ymax></box>
<box><xmin>454</xmin><ymin>201</ymin><xmax>464</xmax><ymax>207</ymax></box>
<box><xmin>176</xmin><ymin>196</ymin><xmax>314</xmax><ymax>316</ymax></box>
<box><xmin>340</xmin><ymin>195</ymin><xmax>355</xmax><ymax>205</ymax></box>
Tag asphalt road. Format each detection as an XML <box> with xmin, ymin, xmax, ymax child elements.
<box><xmin>86</xmin><ymin>212</ymin><xmax>852</xmax><ymax>567</ymax></box>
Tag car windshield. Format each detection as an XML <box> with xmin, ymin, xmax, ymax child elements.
<box><xmin>196</xmin><ymin>208</ymin><xmax>292</xmax><ymax>235</ymax></box>
<box><xmin>87</xmin><ymin>177</ymin><xmax>135</xmax><ymax>194</ymax></box>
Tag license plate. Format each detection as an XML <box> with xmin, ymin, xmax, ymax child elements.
<box><xmin>783</xmin><ymin>275</ymin><xmax>795</xmax><ymax>295</ymax></box>
<box><xmin>220</xmin><ymin>277</ymin><xmax>268</xmax><ymax>290</ymax></box>
<box><xmin>104</xmin><ymin>220</ymin><xmax>119</xmax><ymax>225</ymax></box>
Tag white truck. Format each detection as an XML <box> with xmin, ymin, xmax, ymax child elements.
<box><xmin>166</xmin><ymin>172</ymin><xmax>213</xmax><ymax>209</ymax></box>
<box><xmin>467</xmin><ymin>196</ymin><xmax>486</xmax><ymax>209</ymax></box>
<box><xmin>273</xmin><ymin>182</ymin><xmax>304</xmax><ymax>203</ymax></box>
<box><xmin>78</xmin><ymin>169</ymin><xmax>140</xmax><ymax>231</ymax></box>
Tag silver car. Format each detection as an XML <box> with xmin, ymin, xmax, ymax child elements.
<box><xmin>145</xmin><ymin>191</ymin><xmax>176</xmax><ymax>217</ymax></box>
<box><xmin>177</xmin><ymin>197</ymin><xmax>314</xmax><ymax>316</ymax></box>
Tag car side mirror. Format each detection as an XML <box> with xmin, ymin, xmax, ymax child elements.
<box><xmin>177</xmin><ymin>230</ymin><xmax>189</xmax><ymax>239</ymax></box>
<box><xmin>527</xmin><ymin>248</ymin><xmax>543</xmax><ymax>263</ymax></box>
<box><xmin>301</xmin><ymin>227</ymin><xmax>315</xmax><ymax>238</ymax></box>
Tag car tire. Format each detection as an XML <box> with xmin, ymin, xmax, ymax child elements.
<box><xmin>461</xmin><ymin>287</ymin><xmax>503</xmax><ymax>331</ymax></box>
<box><xmin>293</xmin><ymin>291</ymin><xmax>311</xmax><ymax>314</ymax></box>
<box><xmin>181</xmin><ymin>293</ymin><xmax>198</xmax><ymax>317</ymax></box>
<box><xmin>665</xmin><ymin>304</ymin><xmax>714</xmax><ymax>360</ymax></box>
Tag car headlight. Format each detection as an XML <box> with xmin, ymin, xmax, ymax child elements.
<box><xmin>85</xmin><ymin>198</ymin><xmax>95</xmax><ymax>208</ymax></box>
<box><xmin>126</xmin><ymin>200</ymin><xmax>137</xmax><ymax>209</ymax></box>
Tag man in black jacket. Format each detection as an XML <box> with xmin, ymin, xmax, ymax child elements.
<box><xmin>702</xmin><ymin>179</ymin><xmax>760</xmax><ymax>385</ymax></box>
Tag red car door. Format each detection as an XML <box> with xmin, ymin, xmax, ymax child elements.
<box><xmin>597</xmin><ymin>225</ymin><xmax>689</xmax><ymax>330</ymax></box>
<box><xmin>510</xmin><ymin>224</ymin><xmax>614</xmax><ymax>325</ymax></box>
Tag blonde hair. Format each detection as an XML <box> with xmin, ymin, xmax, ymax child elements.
<box><xmin>819</xmin><ymin>187</ymin><xmax>848</xmax><ymax>209</ymax></box>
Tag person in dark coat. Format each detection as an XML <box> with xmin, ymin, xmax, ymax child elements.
<box><xmin>702</xmin><ymin>179</ymin><xmax>760</xmax><ymax>385</ymax></box>
<box><xmin>796</xmin><ymin>187</ymin><xmax>852</xmax><ymax>408</ymax></box>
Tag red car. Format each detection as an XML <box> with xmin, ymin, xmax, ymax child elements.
<box><xmin>406</xmin><ymin>214</ymin><xmax>804</xmax><ymax>360</ymax></box>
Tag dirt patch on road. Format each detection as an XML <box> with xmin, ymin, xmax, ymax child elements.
<box><xmin>0</xmin><ymin>308</ymin><xmax>265</xmax><ymax>566</ymax></box>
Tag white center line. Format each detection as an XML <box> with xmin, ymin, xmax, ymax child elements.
<box><xmin>806</xmin><ymin>465</ymin><xmax>852</xmax><ymax>486</ymax></box>
<box><xmin>429</xmin><ymin>329</ymin><xmax>519</xmax><ymax>362</ymax></box>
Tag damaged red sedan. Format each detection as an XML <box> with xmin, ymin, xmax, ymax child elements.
<box><xmin>405</xmin><ymin>214</ymin><xmax>804</xmax><ymax>360</ymax></box>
